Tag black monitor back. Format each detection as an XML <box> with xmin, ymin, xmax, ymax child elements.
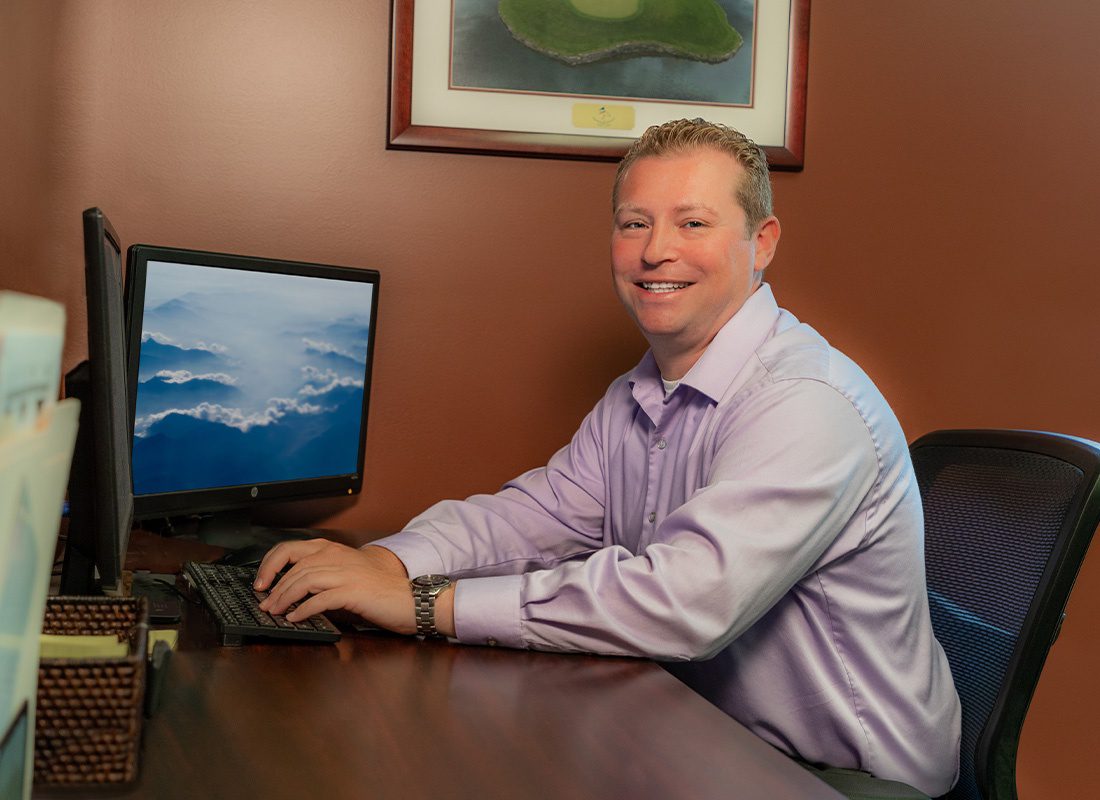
<box><xmin>60</xmin><ymin>208</ymin><xmax>134</xmax><ymax>594</ymax></box>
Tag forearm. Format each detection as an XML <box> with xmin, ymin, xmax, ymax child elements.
<box><xmin>377</xmin><ymin>486</ymin><xmax>603</xmax><ymax>584</ymax></box>
<box><xmin>359</xmin><ymin>543</ymin><xmax>410</xmax><ymax>577</ymax></box>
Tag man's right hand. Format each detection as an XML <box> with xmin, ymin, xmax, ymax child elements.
<box><xmin>253</xmin><ymin>539</ymin><xmax>421</xmax><ymax>634</ymax></box>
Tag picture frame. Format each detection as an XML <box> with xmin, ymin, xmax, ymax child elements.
<box><xmin>388</xmin><ymin>0</ymin><xmax>810</xmax><ymax>169</ymax></box>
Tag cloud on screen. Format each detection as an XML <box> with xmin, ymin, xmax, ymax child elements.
<box><xmin>152</xmin><ymin>369</ymin><xmax>238</xmax><ymax>385</ymax></box>
<box><xmin>134</xmin><ymin>397</ymin><xmax>324</xmax><ymax>436</ymax></box>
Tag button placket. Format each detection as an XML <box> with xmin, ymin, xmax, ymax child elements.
<box><xmin>646</xmin><ymin>430</ymin><xmax>667</xmax><ymax>526</ymax></box>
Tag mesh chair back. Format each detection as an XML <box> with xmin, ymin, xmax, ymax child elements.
<box><xmin>911</xmin><ymin>430</ymin><xmax>1100</xmax><ymax>800</ymax></box>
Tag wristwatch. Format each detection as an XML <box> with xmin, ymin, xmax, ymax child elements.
<box><xmin>411</xmin><ymin>574</ymin><xmax>452</xmax><ymax>638</ymax></box>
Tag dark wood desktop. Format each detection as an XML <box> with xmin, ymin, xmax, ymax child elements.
<box><xmin>37</xmin><ymin>531</ymin><xmax>842</xmax><ymax>800</ymax></box>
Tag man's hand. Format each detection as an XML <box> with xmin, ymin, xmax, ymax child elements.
<box><xmin>254</xmin><ymin>540</ymin><xmax>454</xmax><ymax>636</ymax></box>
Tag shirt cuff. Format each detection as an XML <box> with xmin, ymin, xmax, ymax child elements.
<box><xmin>366</xmin><ymin>531</ymin><xmax>446</xmax><ymax>579</ymax></box>
<box><xmin>453</xmin><ymin>574</ymin><xmax>525</xmax><ymax>649</ymax></box>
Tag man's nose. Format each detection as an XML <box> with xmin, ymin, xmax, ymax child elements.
<box><xmin>642</xmin><ymin>223</ymin><xmax>677</xmax><ymax>267</ymax></box>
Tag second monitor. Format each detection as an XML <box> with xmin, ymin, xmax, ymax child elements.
<box><xmin>124</xmin><ymin>245</ymin><xmax>380</xmax><ymax>549</ymax></box>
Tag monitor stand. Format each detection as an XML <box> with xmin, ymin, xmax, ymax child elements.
<box><xmin>194</xmin><ymin>510</ymin><xmax>318</xmax><ymax>567</ymax></box>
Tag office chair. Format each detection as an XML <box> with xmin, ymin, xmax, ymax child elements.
<box><xmin>910</xmin><ymin>430</ymin><xmax>1100</xmax><ymax>800</ymax></box>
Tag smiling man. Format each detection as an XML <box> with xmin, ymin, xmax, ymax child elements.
<box><xmin>610</xmin><ymin>143</ymin><xmax>779</xmax><ymax>380</ymax></box>
<box><xmin>257</xmin><ymin>119</ymin><xmax>960</xmax><ymax>799</ymax></box>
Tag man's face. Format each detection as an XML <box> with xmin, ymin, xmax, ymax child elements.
<box><xmin>611</xmin><ymin>148</ymin><xmax>779</xmax><ymax>374</ymax></box>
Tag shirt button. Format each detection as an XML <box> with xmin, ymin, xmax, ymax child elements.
<box><xmin>648</xmin><ymin>512</ymin><xmax>656</xmax><ymax>523</ymax></box>
<box><xmin>486</xmin><ymin>638</ymin><xmax>498</xmax><ymax>647</ymax></box>
<box><xmin>656</xmin><ymin>438</ymin><xmax>667</xmax><ymax>450</ymax></box>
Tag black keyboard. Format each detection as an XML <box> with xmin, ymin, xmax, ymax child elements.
<box><xmin>184</xmin><ymin>561</ymin><xmax>340</xmax><ymax>646</ymax></box>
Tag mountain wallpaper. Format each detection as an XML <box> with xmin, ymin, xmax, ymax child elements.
<box><xmin>131</xmin><ymin>261</ymin><xmax>374</xmax><ymax>496</ymax></box>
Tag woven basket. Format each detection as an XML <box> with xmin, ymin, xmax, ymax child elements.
<box><xmin>34</xmin><ymin>595</ymin><xmax>148</xmax><ymax>786</ymax></box>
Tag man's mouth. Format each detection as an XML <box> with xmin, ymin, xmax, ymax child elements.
<box><xmin>637</xmin><ymin>281</ymin><xmax>691</xmax><ymax>294</ymax></box>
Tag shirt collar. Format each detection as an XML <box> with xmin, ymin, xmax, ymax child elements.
<box><xmin>628</xmin><ymin>283</ymin><xmax>782</xmax><ymax>407</ymax></box>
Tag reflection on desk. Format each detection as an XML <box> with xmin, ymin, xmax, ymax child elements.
<box><xmin>35</xmin><ymin>592</ymin><xmax>841</xmax><ymax>800</ymax></box>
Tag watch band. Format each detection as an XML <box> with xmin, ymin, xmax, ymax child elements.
<box><xmin>411</xmin><ymin>574</ymin><xmax>452</xmax><ymax>638</ymax></box>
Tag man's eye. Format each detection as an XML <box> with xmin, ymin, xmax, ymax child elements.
<box><xmin>621</xmin><ymin>220</ymin><xmax>646</xmax><ymax>230</ymax></box>
<box><xmin>684</xmin><ymin>220</ymin><xmax>705</xmax><ymax>228</ymax></box>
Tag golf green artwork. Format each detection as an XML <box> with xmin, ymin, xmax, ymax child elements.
<box><xmin>451</xmin><ymin>0</ymin><xmax>757</xmax><ymax>106</ymax></box>
<box><xmin>497</xmin><ymin>0</ymin><xmax>743</xmax><ymax>66</ymax></box>
<box><xmin>387</xmin><ymin>0</ymin><xmax>809</xmax><ymax>167</ymax></box>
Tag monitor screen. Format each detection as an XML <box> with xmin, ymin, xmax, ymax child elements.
<box><xmin>60</xmin><ymin>208</ymin><xmax>134</xmax><ymax>595</ymax></box>
<box><xmin>124</xmin><ymin>246</ymin><xmax>379</xmax><ymax>526</ymax></box>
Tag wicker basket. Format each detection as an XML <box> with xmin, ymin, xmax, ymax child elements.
<box><xmin>34</xmin><ymin>595</ymin><xmax>149</xmax><ymax>786</ymax></box>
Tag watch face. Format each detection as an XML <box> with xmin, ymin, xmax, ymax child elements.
<box><xmin>413</xmin><ymin>574</ymin><xmax>450</xmax><ymax>589</ymax></box>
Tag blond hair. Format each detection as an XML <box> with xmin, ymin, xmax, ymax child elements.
<box><xmin>612</xmin><ymin>118</ymin><xmax>773</xmax><ymax>235</ymax></box>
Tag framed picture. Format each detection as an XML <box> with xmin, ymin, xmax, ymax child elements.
<box><xmin>388</xmin><ymin>0</ymin><xmax>810</xmax><ymax>169</ymax></box>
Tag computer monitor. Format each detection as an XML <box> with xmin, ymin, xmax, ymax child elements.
<box><xmin>59</xmin><ymin>208</ymin><xmax>134</xmax><ymax>595</ymax></box>
<box><xmin>123</xmin><ymin>245</ymin><xmax>379</xmax><ymax>550</ymax></box>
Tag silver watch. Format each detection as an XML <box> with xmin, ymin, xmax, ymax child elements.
<box><xmin>411</xmin><ymin>574</ymin><xmax>452</xmax><ymax>637</ymax></box>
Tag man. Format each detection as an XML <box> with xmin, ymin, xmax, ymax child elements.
<box><xmin>257</xmin><ymin>119</ymin><xmax>960</xmax><ymax>798</ymax></box>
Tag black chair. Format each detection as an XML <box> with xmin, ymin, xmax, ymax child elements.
<box><xmin>910</xmin><ymin>430</ymin><xmax>1100</xmax><ymax>800</ymax></box>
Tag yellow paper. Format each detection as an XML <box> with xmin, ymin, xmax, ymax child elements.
<box><xmin>148</xmin><ymin>629</ymin><xmax>179</xmax><ymax>653</ymax></box>
<box><xmin>572</xmin><ymin>103</ymin><xmax>635</xmax><ymax>131</ymax></box>
<box><xmin>39</xmin><ymin>634</ymin><xmax>129</xmax><ymax>660</ymax></box>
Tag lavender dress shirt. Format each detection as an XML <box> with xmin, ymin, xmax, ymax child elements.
<box><xmin>374</xmin><ymin>284</ymin><xmax>961</xmax><ymax>795</ymax></box>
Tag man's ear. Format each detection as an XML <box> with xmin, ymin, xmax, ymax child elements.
<box><xmin>752</xmin><ymin>216</ymin><xmax>781</xmax><ymax>273</ymax></box>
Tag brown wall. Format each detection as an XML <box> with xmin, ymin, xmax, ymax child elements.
<box><xmin>3</xmin><ymin>1</ymin><xmax>1097</xmax><ymax>795</ymax></box>
<box><xmin>0</xmin><ymin>0</ymin><xmax>60</xmax><ymax>303</ymax></box>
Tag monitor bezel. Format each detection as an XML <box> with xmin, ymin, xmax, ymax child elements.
<box><xmin>124</xmin><ymin>244</ymin><xmax>380</xmax><ymax>521</ymax></box>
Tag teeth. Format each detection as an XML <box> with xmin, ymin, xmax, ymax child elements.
<box><xmin>641</xmin><ymin>282</ymin><xmax>690</xmax><ymax>293</ymax></box>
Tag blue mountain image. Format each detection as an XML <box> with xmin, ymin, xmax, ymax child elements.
<box><xmin>132</xmin><ymin>384</ymin><xmax>364</xmax><ymax>495</ymax></box>
<box><xmin>288</xmin><ymin>318</ymin><xmax>371</xmax><ymax>348</ymax></box>
<box><xmin>138</xmin><ymin>337</ymin><xmax>226</xmax><ymax>381</ymax></box>
<box><xmin>322</xmin><ymin>320</ymin><xmax>371</xmax><ymax>349</ymax></box>
<box><xmin>136</xmin><ymin>373</ymin><xmax>241</xmax><ymax>417</ymax></box>
<box><xmin>149</xmin><ymin>296</ymin><xmax>204</xmax><ymax>326</ymax></box>
<box><xmin>315</xmin><ymin>350</ymin><xmax>364</xmax><ymax>374</ymax></box>
<box><xmin>131</xmin><ymin>261</ymin><xmax>375</xmax><ymax>496</ymax></box>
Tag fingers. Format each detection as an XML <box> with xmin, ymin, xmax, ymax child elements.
<box><xmin>260</xmin><ymin>565</ymin><xmax>364</xmax><ymax>620</ymax></box>
<box><xmin>251</xmin><ymin>541</ymin><xmax>416</xmax><ymax>634</ymax></box>
<box><xmin>258</xmin><ymin>561</ymin><xmax>324</xmax><ymax>615</ymax></box>
<box><xmin>284</xmin><ymin>588</ymin><xmax>346</xmax><ymax>623</ymax></box>
<box><xmin>258</xmin><ymin>544</ymin><xmax>359</xmax><ymax>614</ymax></box>
<box><xmin>280</xmin><ymin>573</ymin><xmax>415</xmax><ymax>634</ymax></box>
<box><xmin>253</xmin><ymin>538</ymin><xmax>328</xmax><ymax>590</ymax></box>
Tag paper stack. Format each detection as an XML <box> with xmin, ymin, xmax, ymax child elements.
<box><xmin>0</xmin><ymin>292</ymin><xmax>79</xmax><ymax>800</ymax></box>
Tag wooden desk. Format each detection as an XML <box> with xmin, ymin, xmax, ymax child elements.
<box><xmin>37</xmin><ymin>531</ymin><xmax>842</xmax><ymax>799</ymax></box>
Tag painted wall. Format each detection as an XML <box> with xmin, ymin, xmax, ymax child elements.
<box><xmin>2</xmin><ymin>1</ymin><xmax>1097</xmax><ymax>796</ymax></box>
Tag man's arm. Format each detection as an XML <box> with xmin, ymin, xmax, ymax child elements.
<box><xmin>455</xmin><ymin>379</ymin><xmax>881</xmax><ymax>658</ymax></box>
<box><xmin>254</xmin><ymin>391</ymin><xmax>619</xmax><ymax>632</ymax></box>
<box><xmin>364</xmin><ymin>385</ymin><xmax>625</xmax><ymax>581</ymax></box>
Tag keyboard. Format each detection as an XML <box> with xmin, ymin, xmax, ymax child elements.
<box><xmin>184</xmin><ymin>561</ymin><xmax>341</xmax><ymax>646</ymax></box>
